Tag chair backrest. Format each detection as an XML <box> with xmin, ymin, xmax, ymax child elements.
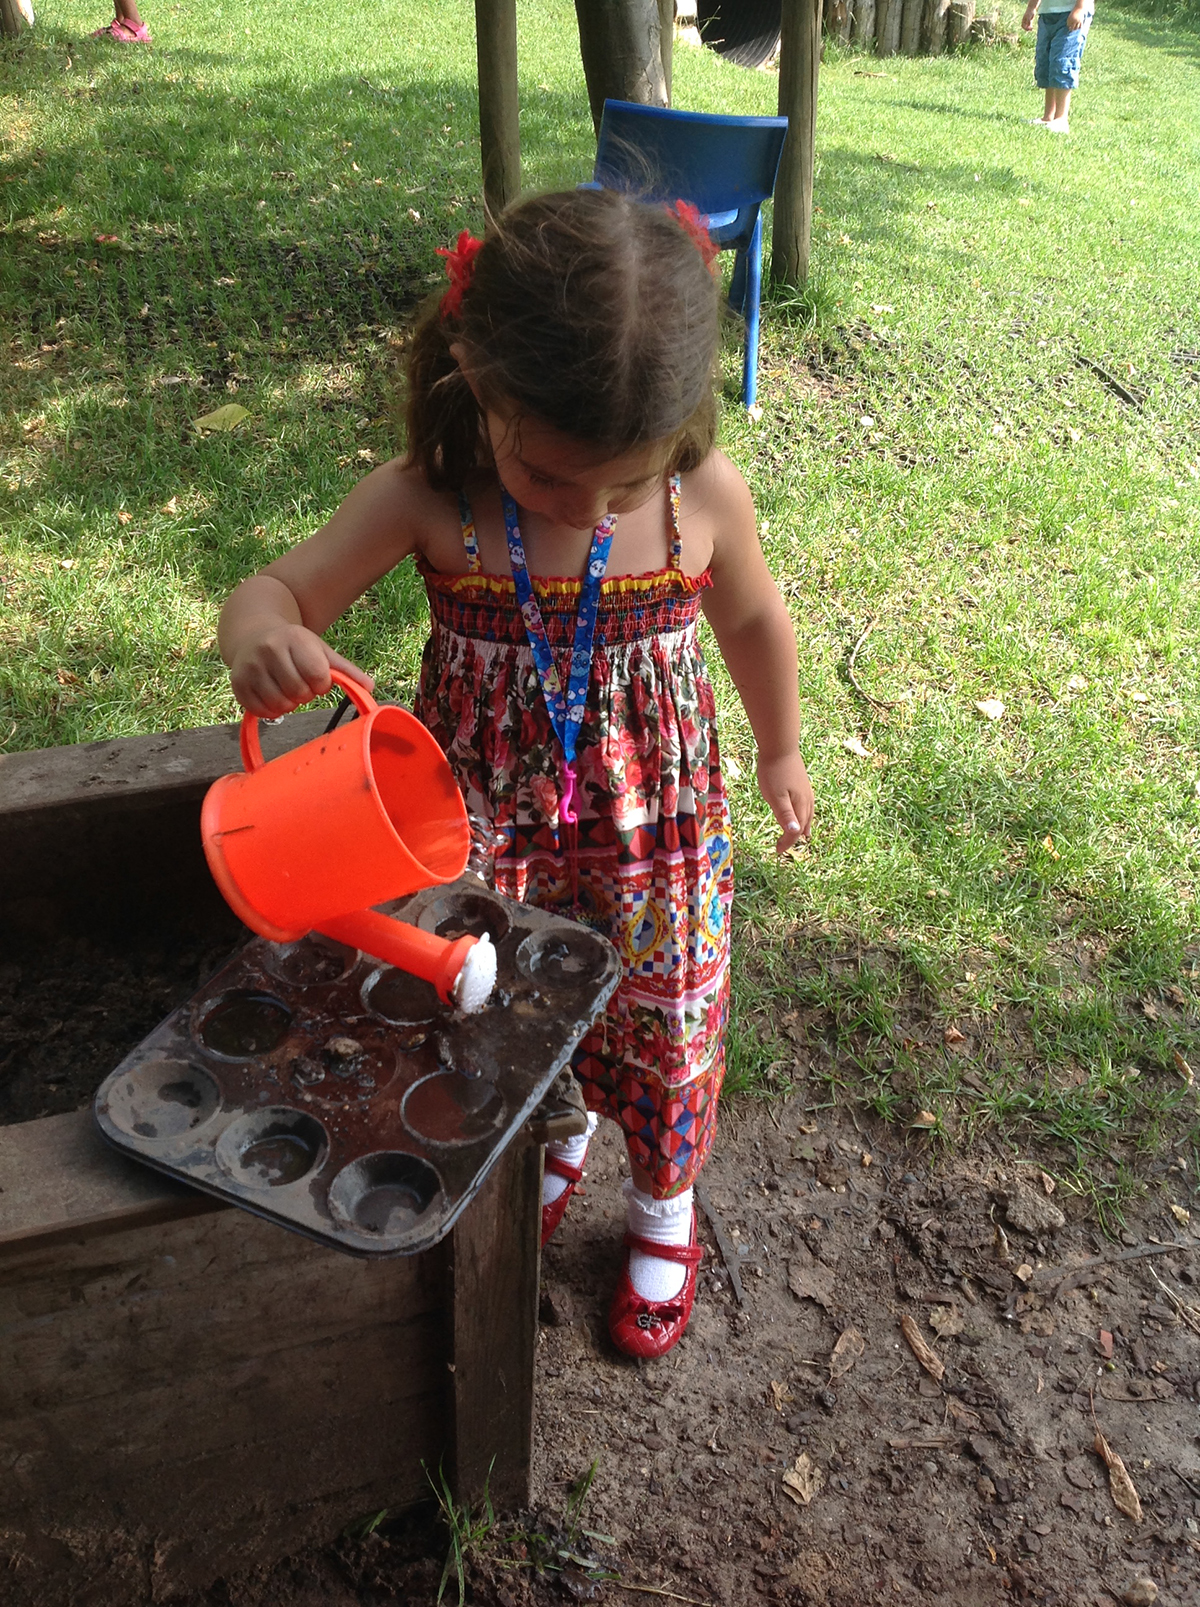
<box><xmin>593</xmin><ymin>100</ymin><xmax>788</xmax><ymax>237</ymax></box>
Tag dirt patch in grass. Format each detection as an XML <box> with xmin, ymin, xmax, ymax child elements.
<box><xmin>166</xmin><ymin>1106</ymin><xmax>1200</xmax><ymax>1607</ymax></box>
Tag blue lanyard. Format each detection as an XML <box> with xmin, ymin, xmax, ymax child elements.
<box><xmin>502</xmin><ymin>489</ymin><xmax>616</xmax><ymax>823</ymax></box>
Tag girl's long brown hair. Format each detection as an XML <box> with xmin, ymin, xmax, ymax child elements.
<box><xmin>405</xmin><ymin>189</ymin><xmax>720</xmax><ymax>490</ymax></box>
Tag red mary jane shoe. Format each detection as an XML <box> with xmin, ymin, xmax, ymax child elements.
<box><xmin>607</xmin><ymin>1218</ymin><xmax>704</xmax><ymax>1360</ymax></box>
<box><xmin>541</xmin><ymin>1153</ymin><xmax>584</xmax><ymax>1248</ymax></box>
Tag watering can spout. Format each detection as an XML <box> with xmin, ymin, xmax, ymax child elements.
<box><xmin>201</xmin><ymin>672</ymin><xmax>495</xmax><ymax>1011</ymax></box>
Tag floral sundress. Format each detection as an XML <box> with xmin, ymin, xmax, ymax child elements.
<box><xmin>415</xmin><ymin>476</ymin><xmax>733</xmax><ymax>1198</ymax></box>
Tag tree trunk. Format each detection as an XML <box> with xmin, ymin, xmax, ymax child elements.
<box><xmin>574</xmin><ymin>0</ymin><xmax>669</xmax><ymax>135</ymax></box>
<box><xmin>899</xmin><ymin>0</ymin><xmax>923</xmax><ymax>52</ymax></box>
<box><xmin>875</xmin><ymin>0</ymin><xmax>902</xmax><ymax>55</ymax></box>
<box><xmin>475</xmin><ymin>0</ymin><xmax>520</xmax><ymax>216</ymax></box>
<box><xmin>0</xmin><ymin>0</ymin><xmax>33</xmax><ymax>37</ymax></box>
<box><xmin>924</xmin><ymin>0</ymin><xmax>950</xmax><ymax>53</ymax></box>
<box><xmin>851</xmin><ymin>0</ymin><xmax>877</xmax><ymax>48</ymax></box>
<box><xmin>947</xmin><ymin>0</ymin><xmax>975</xmax><ymax>46</ymax></box>
<box><xmin>771</xmin><ymin>0</ymin><xmax>823</xmax><ymax>288</ymax></box>
<box><xmin>658</xmin><ymin>0</ymin><xmax>675</xmax><ymax>100</ymax></box>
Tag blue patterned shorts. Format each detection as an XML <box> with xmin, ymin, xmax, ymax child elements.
<box><xmin>1035</xmin><ymin>8</ymin><xmax>1093</xmax><ymax>90</ymax></box>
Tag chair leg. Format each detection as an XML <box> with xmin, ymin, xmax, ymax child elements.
<box><xmin>729</xmin><ymin>247</ymin><xmax>748</xmax><ymax>319</ymax></box>
<box><xmin>742</xmin><ymin>215</ymin><xmax>763</xmax><ymax>410</ymax></box>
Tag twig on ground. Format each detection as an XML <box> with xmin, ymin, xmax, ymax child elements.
<box><xmin>616</xmin><ymin>1583</ymin><xmax>714</xmax><ymax>1606</ymax></box>
<box><xmin>695</xmin><ymin>1181</ymin><xmax>746</xmax><ymax>1308</ymax></box>
<box><xmin>1074</xmin><ymin>352</ymin><xmax>1145</xmax><ymax>408</ymax></box>
<box><xmin>1148</xmin><ymin>1265</ymin><xmax>1200</xmax><ymax>1337</ymax></box>
<box><xmin>846</xmin><ymin>616</ymin><xmax>897</xmax><ymax>712</ymax></box>
<box><xmin>1031</xmin><ymin>1237</ymin><xmax>1195</xmax><ymax>1300</ymax></box>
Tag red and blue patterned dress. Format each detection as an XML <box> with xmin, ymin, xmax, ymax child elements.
<box><xmin>415</xmin><ymin>476</ymin><xmax>733</xmax><ymax>1199</ymax></box>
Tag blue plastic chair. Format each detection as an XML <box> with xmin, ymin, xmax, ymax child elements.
<box><xmin>591</xmin><ymin>99</ymin><xmax>789</xmax><ymax>410</ymax></box>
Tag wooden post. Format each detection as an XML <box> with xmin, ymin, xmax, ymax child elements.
<box><xmin>0</xmin><ymin>0</ymin><xmax>33</xmax><ymax>36</ymax></box>
<box><xmin>924</xmin><ymin>0</ymin><xmax>950</xmax><ymax>52</ymax></box>
<box><xmin>852</xmin><ymin>0</ymin><xmax>877</xmax><ymax>48</ymax></box>
<box><xmin>448</xmin><ymin>1141</ymin><xmax>542</xmax><ymax>1509</ymax></box>
<box><xmin>900</xmin><ymin>0</ymin><xmax>923</xmax><ymax>52</ymax></box>
<box><xmin>771</xmin><ymin>0</ymin><xmax>823</xmax><ymax>288</ymax></box>
<box><xmin>475</xmin><ymin>0</ymin><xmax>520</xmax><ymax>216</ymax></box>
<box><xmin>658</xmin><ymin>0</ymin><xmax>675</xmax><ymax>102</ymax></box>
<box><xmin>947</xmin><ymin>0</ymin><xmax>975</xmax><ymax>46</ymax></box>
<box><xmin>574</xmin><ymin>0</ymin><xmax>669</xmax><ymax>135</ymax></box>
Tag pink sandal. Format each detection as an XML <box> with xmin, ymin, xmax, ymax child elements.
<box><xmin>91</xmin><ymin>17</ymin><xmax>151</xmax><ymax>41</ymax></box>
<box><xmin>608</xmin><ymin>1217</ymin><xmax>704</xmax><ymax>1360</ymax></box>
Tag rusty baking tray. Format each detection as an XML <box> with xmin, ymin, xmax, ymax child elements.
<box><xmin>93</xmin><ymin>880</ymin><xmax>618</xmax><ymax>1256</ymax></box>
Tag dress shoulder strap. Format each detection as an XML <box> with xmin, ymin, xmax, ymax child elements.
<box><xmin>457</xmin><ymin>491</ymin><xmax>482</xmax><ymax>574</ymax></box>
<box><xmin>667</xmin><ymin>473</ymin><xmax>683</xmax><ymax>572</ymax></box>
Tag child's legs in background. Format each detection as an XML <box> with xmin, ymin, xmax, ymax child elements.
<box><xmin>1036</xmin><ymin>10</ymin><xmax>1092</xmax><ymax>124</ymax></box>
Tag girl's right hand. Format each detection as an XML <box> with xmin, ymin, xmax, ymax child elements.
<box><xmin>229</xmin><ymin>623</ymin><xmax>374</xmax><ymax>717</ymax></box>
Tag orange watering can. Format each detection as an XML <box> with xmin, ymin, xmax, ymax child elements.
<box><xmin>201</xmin><ymin>672</ymin><xmax>497</xmax><ymax>1011</ymax></box>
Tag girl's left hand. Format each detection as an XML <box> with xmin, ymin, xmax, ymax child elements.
<box><xmin>757</xmin><ymin>751</ymin><xmax>814</xmax><ymax>853</ymax></box>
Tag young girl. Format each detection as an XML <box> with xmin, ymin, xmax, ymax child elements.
<box><xmin>219</xmin><ymin>188</ymin><xmax>812</xmax><ymax>1360</ymax></box>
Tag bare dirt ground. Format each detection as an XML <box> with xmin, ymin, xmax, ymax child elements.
<box><xmin>195</xmin><ymin>1096</ymin><xmax>1200</xmax><ymax>1607</ymax></box>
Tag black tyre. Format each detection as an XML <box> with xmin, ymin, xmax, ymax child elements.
<box><xmin>696</xmin><ymin>0</ymin><xmax>782</xmax><ymax>69</ymax></box>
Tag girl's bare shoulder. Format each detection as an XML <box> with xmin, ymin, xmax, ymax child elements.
<box><xmin>678</xmin><ymin>450</ymin><xmax>756</xmax><ymax>555</ymax></box>
<box><xmin>321</xmin><ymin>456</ymin><xmax>466</xmax><ymax>568</ymax></box>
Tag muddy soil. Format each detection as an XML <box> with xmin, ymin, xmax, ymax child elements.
<box><xmin>0</xmin><ymin>929</ymin><xmax>240</xmax><ymax>1126</ymax></box>
<box><xmin>179</xmin><ymin>1099</ymin><xmax>1200</xmax><ymax>1607</ymax></box>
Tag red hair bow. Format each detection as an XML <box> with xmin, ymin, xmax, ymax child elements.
<box><xmin>436</xmin><ymin>229</ymin><xmax>484</xmax><ymax>319</ymax></box>
<box><xmin>669</xmin><ymin>200</ymin><xmax>719</xmax><ymax>271</ymax></box>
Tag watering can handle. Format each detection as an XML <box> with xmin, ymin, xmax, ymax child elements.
<box><xmin>239</xmin><ymin>669</ymin><xmax>379</xmax><ymax>773</ymax></box>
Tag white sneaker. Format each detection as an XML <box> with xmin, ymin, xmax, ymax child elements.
<box><xmin>1027</xmin><ymin>116</ymin><xmax>1050</xmax><ymax>125</ymax></box>
<box><xmin>1046</xmin><ymin>118</ymin><xmax>1070</xmax><ymax>133</ymax></box>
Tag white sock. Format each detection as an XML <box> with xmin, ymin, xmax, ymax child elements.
<box><xmin>624</xmin><ymin>1179</ymin><xmax>694</xmax><ymax>1302</ymax></box>
<box><xmin>543</xmin><ymin>1111</ymin><xmax>598</xmax><ymax>1206</ymax></box>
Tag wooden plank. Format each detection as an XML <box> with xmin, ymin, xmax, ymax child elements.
<box><xmin>0</xmin><ymin>1202</ymin><xmax>453</xmax><ymax>1597</ymax></box>
<box><xmin>0</xmin><ymin>710</ymin><xmax>328</xmax><ymax>823</ymax></box>
<box><xmin>0</xmin><ymin>1109</ymin><xmax>224</xmax><ymax>1254</ymax></box>
<box><xmin>475</xmin><ymin>0</ymin><xmax>521</xmax><ymax>213</ymax></box>
<box><xmin>1</xmin><ymin>1211</ymin><xmax>445</xmax><ymax>1408</ymax></box>
<box><xmin>448</xmin><ymin>1139</ymin><xmax>541</xmax><ymax>1508</ymax></box>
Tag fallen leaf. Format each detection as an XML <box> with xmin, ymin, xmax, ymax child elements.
<box><xmin>911</xmin><ymin>1110</ymin><xmax>937</xmax><ymax>1129</ymax></box>
<box><xmin>974</xmin><ymin>698</ymin><xmax>1005</xmax><ymax>721</ymax></box>
<box><xmin>781</xmin><ymin>1452</ymin><xmax>824</xmax><ymax>1506</ymax></box>
<box><xmin>1039</xmin><ymin>1171</ymin><xmax>1056</xmax><ymax>1195</ymax></box>
<box><xmin>194</xmin><ymin>404</ymin><xmax>250</xmax><ymax>433</ymax></box>
<box><xmin>1141</xmin><ymin>999</ymin><xmax>1159</xmax><ymax>1021</ymax></box>
<box><xmin>860</xmin><ymin>1152</ymin><xmax>873</xmax><ymax>1168</ymax></box>
<box><xmin>160</xmin><ymin>497</ymin><xmax>179</xmax><ymax>515</ymax></box>
<box><xmin>1098</xmin><ymin>1328</ymin><xmax>1114</xmax><ymax>1360</ymax></box>
<box><xmin>943</xmin><ymin>1024</ymin><xmax>966</xmax><ymax>1046</ymax></box>
<box><xmin>843</xmin><ymin>735</ymin><xmax>872</xmax><ymax>759</ymax></box>
<box><xmin>1172</xmin><ymin>1050</ymin><xmax>1193</xmax><ymax>1087</ymax></box>
<box><xmin>1093</xmin><ymin>1430</ymin><xmax>1143</xmax><ymax>1522</ymax></box>
<box><xmin>1130</xmin><ymin>690</ymin><xmax>1150</xmax><ymax>704</ymax></box>
<box><xmin>59</xmin><ymin>557</ymin><xmax>76</xmax><ymax>570</ymax></box>
<box><xmin>115</xmin><ymin>509</ymin><xmax>132</xmax><ymax>525</ymax></box>
<box><xmin>900</xmin><ymin>1312</ymin><xmax>944</xmax><ymax>1382</ymax></box>
<box><xmin>1166</xmin><ymin>983</ymin><xmax>1188</xmax><ymax>1006</ymax></box>
<box><xmin>788</xmin><ymin>1255</ymin><xmax>837</xmax><ymax>1312</ymax></box>
<box><xmin>55</xmin><ymin>668</ymin><xmax>79</xmax><ymax>684</ymax></box>
<box><xmin>928</xmin><ymin>1305</ymin><xmax>964</xmax><ymax>1339</ymax></box>
<box><xmin>746</xmin><ymin>403</ymin><xmax>763</xmax><ymax>423</ymax></box>
<box><xmin>830</xmin><ymin>1326</ymin><xmax>865</xmax><ymax>1379</ymax></box>
<box><xmin>139</xmin><ymin>302</ymin><xmax>150</xmax><ymax>317</ymax></box>
<box><xmin>769</xmin><ymin>1379</ymin><xmax>793</xmax><ymax>1412</ymax></box>
<box><xmin>94</xmin><ymin>232</ymin><xmax>120</xmax><ymax>244</ymax></box>
<box><xmin>1041</xmin><ymin>834</ymin><xmax>1060</xmax><ymax>859</ymax></box>
<box><xmin>945</xmin><ymin>1396</ymin><xmax>982</xmax><ymax>1429</ymax></box>
<box><xmin>1169</xmin><ymin>1203</ymin><xmax>1190</xmax><ymax>1225</ymax></box>
<box><xmin>1014</xmin><ymin>1263</ymin><xmax>1034</xmax><ymax>1283</ymax></box>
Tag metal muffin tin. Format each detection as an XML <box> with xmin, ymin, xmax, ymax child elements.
<box><xmin>93</xmin><ymin>880</ymin><xmax>619</xmax><ymax>1256</ymax></box>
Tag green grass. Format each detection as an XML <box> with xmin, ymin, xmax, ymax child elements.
<box><xmin>3</xmin><ymin>0</ymin><xmax>1200</xmax><ymax>1206</ymax></box>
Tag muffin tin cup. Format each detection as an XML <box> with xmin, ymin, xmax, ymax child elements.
<box><xmin>94</xmin><ymin>880</ymin><xmax>619</xmax><ymax>1256</ymax></box>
